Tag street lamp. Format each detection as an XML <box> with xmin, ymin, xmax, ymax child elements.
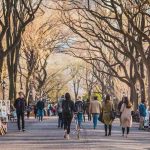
<box><xmin>1</xmin><ymin>80</ymin><xmax>6</xmax><ymax>100</ymax></box>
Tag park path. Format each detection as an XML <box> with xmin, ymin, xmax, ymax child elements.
<box><xmin>0</xmin><ymin>116</ymin><xmax>150</xmax><ymax>150</ymax></box>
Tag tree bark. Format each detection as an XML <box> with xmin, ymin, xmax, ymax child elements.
<box><xmin>147</xmin><ymin>68</ymin><xmax>150</xmax><ymax>106</ymax></box>
<box><xmin>130</xmin><ymin>85</ymin><xmax>138</xmax><ymax>111</ymax></box>
<box><xmin>0</xmin><ymin>55</ymin><xmax>4</xmax><ymax>81</ymax></box>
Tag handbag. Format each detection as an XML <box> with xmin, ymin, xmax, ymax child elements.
<box><xmin>110</xmin><ymin>104</ymin><xmax>116</xmax><ymax>120</ymax></box>
<box><xmin>98</xmin><ymin>110</ymin><xmax>104</xmax><ymax>123</ymax></box>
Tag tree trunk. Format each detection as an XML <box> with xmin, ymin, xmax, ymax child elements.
<box><xmin>87</xmin><ymin>90</ymin><xmax>91</xmax><ymax>100</ymax></box>
<box><xmin>0</xmin><ymin>55</ymin><xmax>4</xmax><ymax>81</ymax></box>
<box><xmin>7</xmin><ymin>45</ymin><xmax>20</xmax><ymax>102</ymax></box>
<box><xmin>139</xmin><ymin>78</ymin><xmax>145</xmax><ymax>102</ymax></box>
<box><xmin>147</xmin><ymin>69</ymin><xmax>150</xmax><ymax>107</ymax></box>
<box><xmin>130</xmin><ymin>85</ymin><xmax>138</xmax><ymax>111</ymax></box>
<box><xmin>8</xmin><ymin>69</ymin><xmax>15</xmax><ymax>101</ymax></box>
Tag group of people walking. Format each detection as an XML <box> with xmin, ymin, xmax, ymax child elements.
<box><xmin>56</xmin><ymin>92</ymin><xmax>135</xmax><ymax>139</ymax></box>
<box><xmin>13</xmin><ymin>91</ymin><xmax>149</xmax><ymax>139</ymax></box>
<box><xmin>14</xmin><ymin>92</ymin><xmax>46</xmax><ymax>131</ymax></box>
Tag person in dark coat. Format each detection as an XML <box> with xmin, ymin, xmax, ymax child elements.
<box><xmin>36</xmin><ymin>97</ymin><xmax>45</xmax><ymax>122</ymax></box>
<box><xmin>14</xmin><ymin>91</ymin><xmax>26</xmax><ymax>131</ymax></box>
<box><xmin>86</xmin><ymin>99</ymin><xmax>91</xmax><ymax>121</ymax></box>
<box><xmin>34</xmin><ymin>105</ymin><xmax>37</xmax><ymax>119</ymax></box>
<box><xmin>62</xmin><ymin>93</ymin><xmax>74</xmax><ymax>140</ymax></box>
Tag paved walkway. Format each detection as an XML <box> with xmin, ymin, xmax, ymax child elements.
<box><xmin>0</xmin><ymin>117</ymin><xmax>150</xmax><ymax>150</ymax></box>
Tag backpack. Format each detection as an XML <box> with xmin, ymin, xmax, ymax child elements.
<box><xmin>75</xmin><ymin>101</ymin><xmax>83</xmax><ymax>113</ymax></box>
<box><xmin>63</xmin><ymin>101</ymin><xmax>72</xmax><ymax>117</ymax></box>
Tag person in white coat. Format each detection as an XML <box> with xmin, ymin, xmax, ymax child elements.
<box><xmin>120</xmin><ymin>97</ymin><xmax>132</xmax><ymax>138</ymax></box>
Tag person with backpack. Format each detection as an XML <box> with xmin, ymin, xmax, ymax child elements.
<box><xmin>26</xmin><ymin>105</ymin><xmax>32</xmax><ymax>119</ymax></box>
<box><xmin>36</xmin><ymin>96</ymin><xmax>45</xmax><ymax>122</ymax></box>
<box><xmin>120</xmin><ymin>97</ymin><xmax>132</xmax><ymax>138</ymax></box>
<box><xmin>89</xmin><ymin>96</ymin><xmax>101</xmax><ymax>129</ymax></box>
<box><xmin>62</xmin><ymin>93</ymin><xmax>74</xmax><ymax>140</ymax></box>
<box><xmin>75</xmin><ymin>96</ymin><xmax>84</xmax><ymax>138</ymax></box>
<box><xmin>138</xmin><ymin>100</ymin><xmax>147</xmax><ymax>130</ymax></box>
<box><xmin>47</xmin><ymin>102</ymin><xmax>51</xmax><ymax>116</ymax></box>
<box><xmin>34</xmin><ymin>105</ymin><xmax>37</xmax><ymax>119</ymax></box>
<box><xmin>86</xmin><ymin>99</ymin><xmax>91</xmax><ymax>121</ymax></box>
<box><xmin>57</xmin><ymin>95</ymin><xmax>65</xmax><ymax>128</ymax></box>
<box><xmin>82</xmin><ymin>100</ymin><xmax>86</xmax><ymax>122</ymax></box>
<box><xmin>14</xmin><ymin>91</ymin><xmax>26</xmax><ymax>132</ymax></box>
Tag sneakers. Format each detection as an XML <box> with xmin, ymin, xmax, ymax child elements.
<box><xmin>66</xmin><ymin>134</ymin><xmax>70</xmax><ymax>140</ymax></box>
<box><xmin>64</xmin><ymin>132</ymin><xmax>70</xmax><ymax>140</ymax></box>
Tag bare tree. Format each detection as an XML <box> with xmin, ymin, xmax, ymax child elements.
<box><xmin>55</xmin><ymin>0</ymin><xmax>150</xmax><ymax>108</ymax></box>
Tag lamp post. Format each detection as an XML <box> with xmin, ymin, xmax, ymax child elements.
<box><xmin>1</xmin><ymin>80</ymin><xmax>6</xmax><ymax>100</ymax></box>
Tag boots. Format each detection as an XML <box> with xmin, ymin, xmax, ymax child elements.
<box><xmin>105</xmin><ymin>124</ymin><xmax>107</xmax><ymax>136</ymax></box>
<box><xmin>108</xmin><ymin>125</ymin><xmax>112</xmax><ymax>136</ymax></box>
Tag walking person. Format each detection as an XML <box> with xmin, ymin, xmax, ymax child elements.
<box><xmin>62</xmin><ymin>93</ymin><xmax>74</xmax><ymax>140</ymax></box>
<box><xmin>144</xmin><ymin>101</ymin><xmax>149</xmax><ymax>129</ymax></box>
<box><xmin>47</xmin><ymin>102</ymin><xmax>51</xmax><ymax>116</ymax></box>
<box><xmin>102</xmin><ymin>94</ymin><xmax>114</xmax><ymax>136</ymax></box>
<box><xmin>120</xmin><ymin>97</ymin><xmax>132</xmax><ymax>138</ymax></box>
<box><xmin>57</xmin><ymin>95</ymin><xmax>65</xmax><ymax>128</ymax></box>
<box><xmin>86</xmin><ymin>99</ymin><xmax>91</xmax><ymax>121</ymax></box>
<box><xmin>82</xmin><ymin>100</ymin><xmax>86</xmax><ymax>122</ymax></box>
<box><xmin>118</xmin><ymin>97</ymin><xmax>125</xmax><ymax>115</ymax></box>
<box><xmin>34</xmin><ymin>105</ymin><xmax>37</xmax><ymax>119</ymax></box>
<box><xmin>75</xmin><ymin>96</ymin><xmax>84</xmax><ymax>139</ymax></box>
<box><xmin>118</xmin><ymin>97</ymin><xmax>125</xmax><ymax>124</ymax></box>
<box><xmin>26</xmin><ymin>105</ymin><xmax>31</xmax><ymax>119</ymax></box>
<box><xmin>36</xmin><ymin>96</ymin><xmax>45</xmax><ymax>122</ymax></box>
<box><xmin>138</xmin><ymin>100</ymin><xmax>146</xmax><ymax>130</ymax></box>
<box><xmin>14</xmin><ymin>91</ymin><xmax>26</xmax><ymax>132</ymax></box>
<box><xmin>89</xmin><ymin>96</ymin><xmax>101</xmax><ymax>129</ymax></box>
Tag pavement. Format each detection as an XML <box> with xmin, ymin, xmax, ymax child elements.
<box><xmin>0</xmin><ymin>116</ymin><xmax>150</xmax><ymax>150</ymax></box>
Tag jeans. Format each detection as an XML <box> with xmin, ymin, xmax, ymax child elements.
<box><xmin>58</xmin><ymin>112</ymin><xmax>63</xmax><ymax>128</ymax></box>
<box><xmin>16</xmin><ymin>111</ymin><xmax>25</xmax><ymax>130</ymax></box>
<box><xmin>92</xmin><ymin>113</ymin><xmax>99</xmax><ymax>129</ymax></box>
<box><xmin>38</xmin><ymin>109</ymin><xmax>43</xmax><ymax>121</ymax></box>
<box><xmin>77</xmin><ymin>112</ymin><xmax>83</xmax><ymax>128</ymax></box>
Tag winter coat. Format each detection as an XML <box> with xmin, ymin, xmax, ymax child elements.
<box><xmin>89</xmin><ymin>100</ymin><xmax>101</xmax><ymax>114</ymax></box>
<box><xmin>102</xmin><ymin>101</ymin><xmax>114</xmax><ymax>125</ymax></box>
<box><xmin>120</xmin><ymin>103</ymin><xmax>132</xmax><ymax>128</ymax></box>
<box><xmin>14</xmin><ymin>98</ymin><xmax>26</xmax><ymax>113</ymax></box>
<box><xmin>36</xmin><ymin>100</ymin><xmax>45</xmax><ymax>110</ymax></box>
<box><xmin>62</xmin><ymin>100</ymin><xmax>74</xmax><ymax>118</ymax></box>
<box><xmin>75</xmin><ymin>100</ymin><xmax>84</xmax><ymax>113</ymax></box>
<box><xmin>139</xmin><ymin>103</ymin><xmax>146</xmax><ymax>117</ymax></box>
